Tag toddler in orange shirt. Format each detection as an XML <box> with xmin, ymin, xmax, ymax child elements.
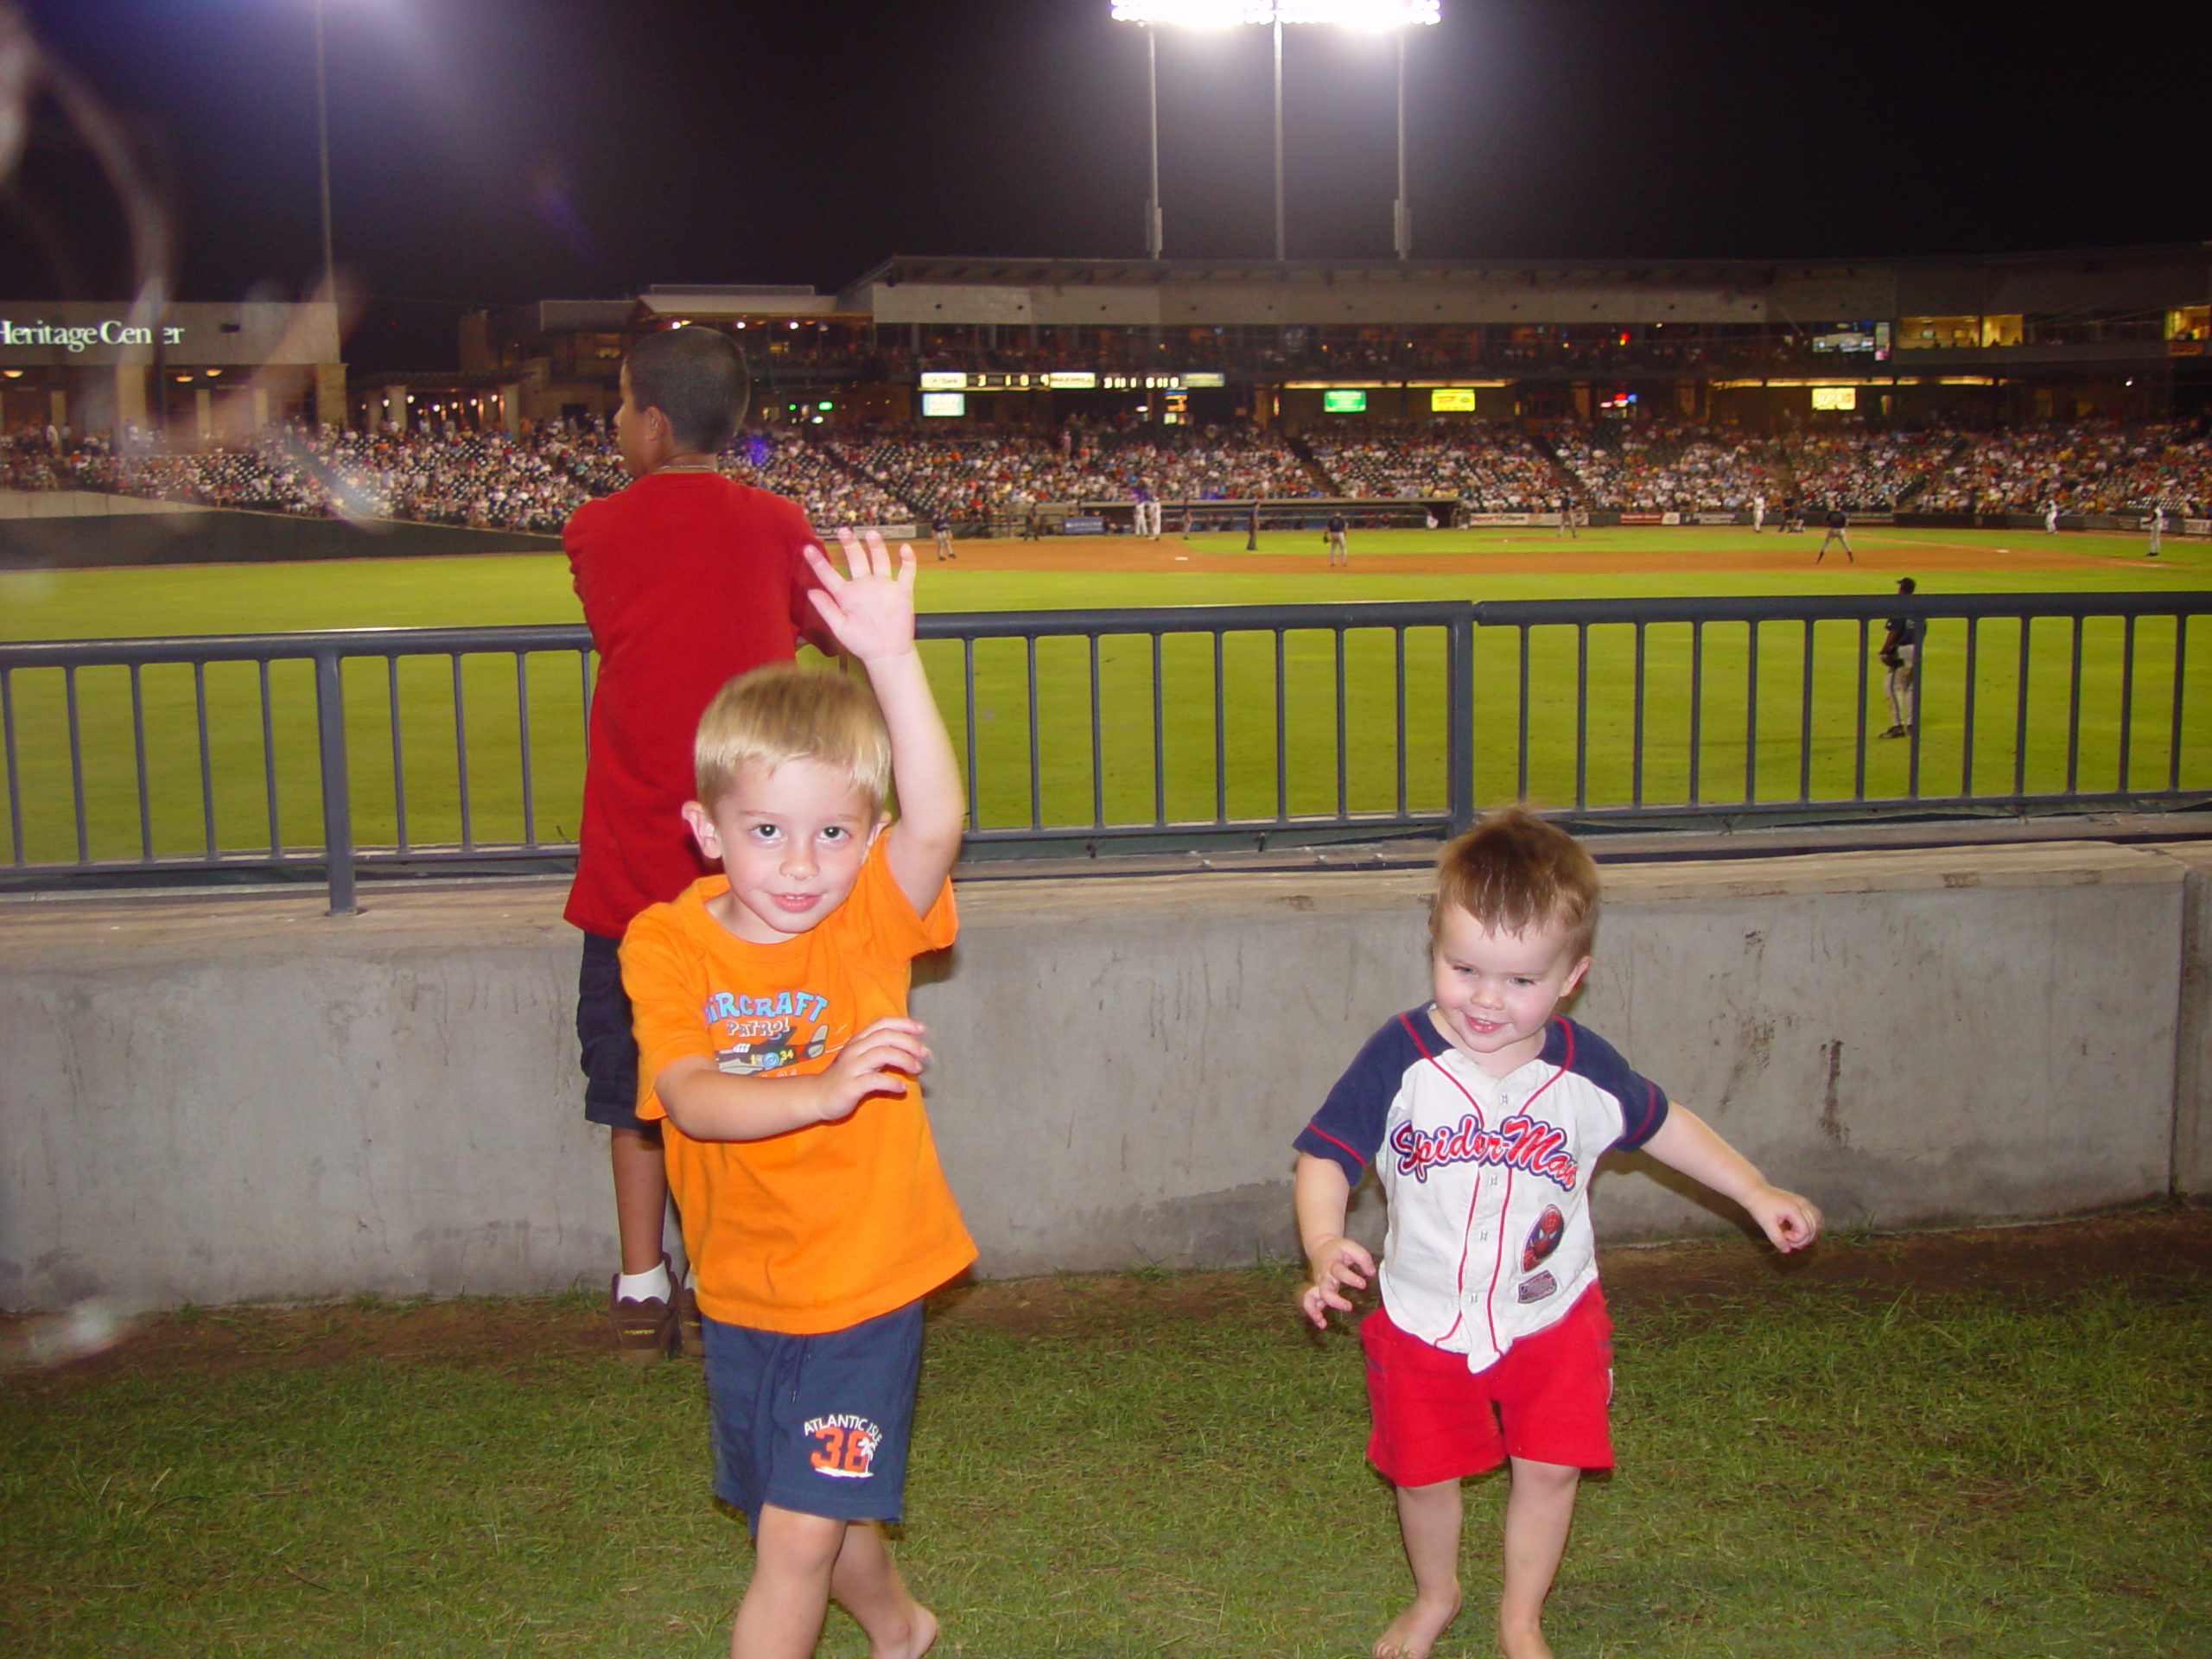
<box><xmin>620</xmin><ymin>527</ymin><xmax>967</xmax><ymax>1659</ymax></box>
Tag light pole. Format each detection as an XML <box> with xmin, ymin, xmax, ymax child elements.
<box><xmin>1272</xmin><ymin>10</ymin><xmax>1284</xmax><ymax>261</ymax></box>
<box><xmin>1145</xmin><ymin>27</ymin><xmax>1163</xmax><ymax>257</ymax></box>
<box><xmin>1393</xmin><ymin>29</ymin><xmax>1409</xmax><ymax>259</ymax></box>
<box><xmin>313</xmin><ymin>0</ymin><xmax>334</xmax><ymax>297</ymax></box>
<box><xmin>1110</xmin><ymin>1</ymin><xmax>1440</xmax><ymax>262</ymax></box>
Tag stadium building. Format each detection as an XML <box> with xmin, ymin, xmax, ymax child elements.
<box><xmin>0</xmin><ymin>301</ymin><xmax>343</xmax><ymax>440</ymax></box>
<box><xmin>8</xmin><ymin>248</ymin><xmax>2202</xmax><ymax>446</ymax></box>
<box><xmin>459</xmin><ymin>244</ymin><xmax>2212</xmax><ymax>434</ymax></box>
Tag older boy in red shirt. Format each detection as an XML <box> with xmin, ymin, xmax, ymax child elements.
<box><xmin>567</xmin><ymin>325</ymin><xmax>834</xmax><ymax>1359</ymax></box>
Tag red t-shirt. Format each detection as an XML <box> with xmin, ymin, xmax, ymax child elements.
<box><xmin>564</xmin><ymin>470</ymin><xmax>833</xmax><ymax>938</ymax></box>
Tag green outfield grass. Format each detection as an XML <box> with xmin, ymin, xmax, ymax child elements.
<box><xmin>2</xmin><ymin>527</ymin><xmax>2208</xmax><ymax>869</ymax></box>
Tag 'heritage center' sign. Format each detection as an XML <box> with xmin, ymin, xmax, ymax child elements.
<box><xmin>0</xmin><ymin>319</ymin><xmax>185</xmax><ymax>351</ymax></box>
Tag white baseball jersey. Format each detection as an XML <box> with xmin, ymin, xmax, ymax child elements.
<box><xmin>1297</xmin><ymin>1009</ymin><xmax>1669</xmax><ymax>1373</ymax></box>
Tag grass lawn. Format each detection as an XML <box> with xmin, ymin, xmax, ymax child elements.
<box><xmin>2</xmin><ymin>527</ymin><xmax>2209</xmax><ymax>869</ymax></box>
<box><xmin>3</xmin><ymin>1212</ymin><xmax>2208</xmax><ymax>1656</ymax></box>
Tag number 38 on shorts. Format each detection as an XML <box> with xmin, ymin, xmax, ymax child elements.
<box><xmin>804</xmin><ymin>1413</ymin><xmax>883</xmax><ymax>1478</ymax></box>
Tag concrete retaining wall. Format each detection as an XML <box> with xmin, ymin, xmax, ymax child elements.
<box><xmin>0</xmin><ymin>840</ymin><xmax>2202</xmax><ymax>1311</ymax></box>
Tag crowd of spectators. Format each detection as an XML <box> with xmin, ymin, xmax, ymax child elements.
<box><xmin>1544</xmin><ymin>421</ymin><xmax>1778</xmax><ymax>512</ymax></box>
<box><xmin>1</xmin><ymin>419</ymin><xmax>913</xmax><ymax>532</ymax></box>
<box><xmin>830</xmin><ymin>422</ymin><xmax>1317</xmax><ymax>517</ymax></box>
<box><xmin>832</xmin><ymin>429</ymin><xmax>1100</xmax><ymax>518</ymax></box>
<box><xmin>1914</xmin><ymin>421</ymin><xmax>2212</xmax><ymax>514</ymax></box>
<box><xmin>1783</xmin><ymin>428</ymin><xmax>1963</xmax><ymax>510</ymax></box>
<box><xmin>1300</xmin><ymin>419</ymin><xmax>1562</xmax><ymax>508</ymax></box>
<box><xmin>725</xmin><ymin>430</ymin><xmax>912</xmax><ymax>526</ymax></box>
<box><xmin>10</xmin><ymin>415</ymin><xmax>2210</xmax><ymax>528</ymax></box>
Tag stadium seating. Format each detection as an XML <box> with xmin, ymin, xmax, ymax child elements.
<box><xmin>1300</xmin><ymin>419</ymin><xmax>1562</xmax><ymax>508</ymax></box>
<box><xmin>1544</xmin><ymin>421</ymin><xmax>1777</xmax><ymax>512</ymax></box>
<box><xmin>1784</xmin><ymin>428</ymin><xmax>1962</xmax><ymax>510</ymax></box>
<box><xmin>6</xmin><ymin>416</ymin><xmax>2207</xmax><ymax>528</ymax></box>
<box><xmin>1916</xmin><ymin>422</ymin><xmax>2212</xmax><ymax>513</ymax></box>
<box><xmin>828</xmin><ymin>424</ymin><xmax>1316</xmax><ymax>516</ymax></box>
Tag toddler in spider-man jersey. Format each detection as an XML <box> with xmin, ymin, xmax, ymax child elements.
<box><xmin>1294</xmin><ymin>807</ymin><xmax>1822</xmax><ymax>1659</ymax></box>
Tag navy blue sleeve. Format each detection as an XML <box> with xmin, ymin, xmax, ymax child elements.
<box><xmin>1294</xmin><ymin>1011</ymin><xmax>1429</xmax><ymax>1185</ymax></box>
<box><xmin>1555</xmin><ymin>1018</ymin><xmax>1671</xmax><ymax>1149</ymax></box>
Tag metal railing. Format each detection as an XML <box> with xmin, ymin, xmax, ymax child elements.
<box><xmin>1470</xmin><ymin>592</ymin><xmax>2211</xmax><ymax>824</ymax></box>
<box><xmin>0</xmin><ymin>592</ymin><xmax>2204</xmax><ymax>912</ymax></box>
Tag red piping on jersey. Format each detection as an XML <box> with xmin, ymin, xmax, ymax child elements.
<box><xmin>1400</xmin><ymin>1009</ymin><xmax>1501</xmax><ymax>1345</ymax></box>
<box><xmin>1478</xmin><ymin>1020</ymin><xmax>1574</xmax><ymax>1351</ymax></box>
<box><xmin>1303</xmin><ymin>1123</ymin><xmax>1366</xmax><ymax>1169</ymax></box>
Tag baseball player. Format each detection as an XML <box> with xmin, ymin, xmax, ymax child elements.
<box><xmin>1815</xmin><ymin>502</ymin><xmax>1854</xmax><ymax>563</ymax></box>
<box><xmin>1878</xmin><ymin>576</ymin><xmax>1923</xmax><ymax>737</ymax></box>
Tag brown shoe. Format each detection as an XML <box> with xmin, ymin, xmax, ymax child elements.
<box><xmin>609</xmin><ymin>1258</ymin><xmax>677</xmax><ymax>1363</ymax></box>
<box><xmin>675</xmin><ymin>1275</ymin><xmax>704</xmax><ymax>1358</ymax></box>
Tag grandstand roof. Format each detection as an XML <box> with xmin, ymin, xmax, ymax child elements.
<box><xmin>840</xmin><ymin>246</ymin><xmax>2212</xmax><ymax>330</ymax></box>
<box><xmin>634</xmin><ymin>285</ymin><xmax>850</xmax><ymax>321</ymax></box>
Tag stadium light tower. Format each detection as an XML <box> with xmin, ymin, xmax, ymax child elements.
<box><xmin>314</xmin><ymin>0</ymin><xmax>334</xmax><ymax>298</ymax></box>
<box><xmin>1109</xmin><ymin>1</ymin><xmax>1440</xmax><ymax>263</ymax></box>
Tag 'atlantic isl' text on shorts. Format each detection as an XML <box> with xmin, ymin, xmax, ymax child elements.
<box><xmin>804</xmin><ymin>1414</ymin><xmax>883</xmax><ymax>1479</ymax></box>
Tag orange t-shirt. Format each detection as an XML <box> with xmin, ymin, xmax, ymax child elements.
<box><xmin>620</xmin><ymin>837</ymin><xmax>975</xmax><ymax>1334</ymax></box>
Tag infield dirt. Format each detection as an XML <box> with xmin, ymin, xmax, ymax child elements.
<box><xmin>927</xmin><ymin>532</ymin><xmax>2131</xmax><ymax>578</ymax></box>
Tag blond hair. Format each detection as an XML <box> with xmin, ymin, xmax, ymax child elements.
<box><xmin>694</xmin><ymin>663</ymin><xmax>892</xmax><ymax>810</ymax></box>
<box><xmin>1432</xmin><ymin>806</ymin><xmax>1600</xmax><ymax>960</ymax></box>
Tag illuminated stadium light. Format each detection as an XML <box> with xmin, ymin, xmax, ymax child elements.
<box><xmin>1112</xmin><ymin>1</ymin><xmax>1439</xmax><ymax>262</ymax></box>
<box><xmin>1279</xmin><ymin>1</ymin><xmax>1439</xmax><ymax>23</ymax></box>
<box><xmin>1109</xmin><ymin>2</ymin><xmax>1272</xmax><ymax>23</ymax></box>
<box><xmin>1109</xmin><ymin>2</ymin><xmax>1435</xmax><ymax>21</ymax></box>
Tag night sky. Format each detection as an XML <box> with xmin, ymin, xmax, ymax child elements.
<box><xmin>9</xmin><ymin>1</ymin><xmax>2210</xmax><ymax>371</ymax></box>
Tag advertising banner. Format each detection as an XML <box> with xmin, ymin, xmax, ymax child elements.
<box><xmin>1464</xmin><ymin>512</ymin><xmax>1537</xmax><ymax>527</ymax></box>
<box><xmin>1062</xmin><ymin>515</ymin><xmax>1106</xmax><ymax>535</ymax></box>
<box><xmin>1618</xmin><ymin>512</ymin><xmax>1667</xmax><ymax>525</ymax></box>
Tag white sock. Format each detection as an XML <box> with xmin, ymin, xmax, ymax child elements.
<box><xmin>615</xmin><ymin>1262</ymin><xmax>671</xmax><ymax>1304</ymax></box>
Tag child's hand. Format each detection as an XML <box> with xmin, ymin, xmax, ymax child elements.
<box><xmin>804</xmin><ymin>528</ymin><xmax>917</xmax><ymax>664</ymax></box>
<box><xmin>1299</xmin><ymin>1233</ymin><xmax>1376</xmax><ymax>1328</ymax></box>
<box><xmin>1745</xmin><ymin>1183</ymin><xmax>1822</xmax><ymax>1254</ymax></box>
<box><xmin>811</xmin><ymin>1016</ymin><xmax>930</xmax><ymax>1122</ymax></box>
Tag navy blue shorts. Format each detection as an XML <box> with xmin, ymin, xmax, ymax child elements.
<box><xmin>703</xmin><ymin>1300</ymin><xmax>925</xmax><ymax>1531</ymax></box>
<box><xmin>577</xmin><ymin>932</ymin><xmax>655</xmax><ymax>1135</ymax></box>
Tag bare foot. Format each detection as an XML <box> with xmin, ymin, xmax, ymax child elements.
<box><xmin>1498</xmin><ymin>1611</ymin><xmax>1554</xmax><ymax>1659</ymax></box>
<box><xmin>1374</xmin><ymin>1590</ymin><xmax>1461</xmax><ymax>1659</ymax></box>
<box><xmin>872</xmin><ymin>1602</ymin><xmax>938</xmax><ymax>1659</ymax></box>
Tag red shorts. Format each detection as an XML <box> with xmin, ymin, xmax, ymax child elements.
<box><xmin>1361</xmin><ymin>1283</ymin><xmax>1614</xmax><ymax>1485</ymax></box>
